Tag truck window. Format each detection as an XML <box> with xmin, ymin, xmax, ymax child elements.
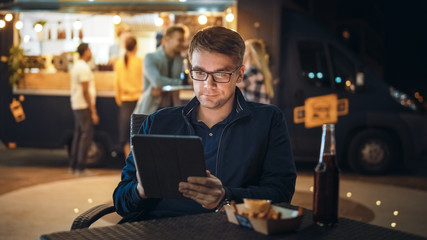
<box><xmin>329</xmin><ymin>44</ymin><xmax>357</xmax><ymax>92</ymax></box>
<box><xmin>298</xmin><ymin>41</ymin><xmax>331</xmax><ymax>88</ymax></box>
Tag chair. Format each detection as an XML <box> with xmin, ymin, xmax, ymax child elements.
<box><xmin>70</xmin><ymin>113</ymin><xmax>147</xmax><ymax>230</ymax></box>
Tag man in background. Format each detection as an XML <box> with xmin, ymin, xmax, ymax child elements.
<box><xmin>134</xmin><ymin>25</ymin><xmax>187</xmax><ymax>114</ymax></box>
<box><xmin>69</xmin><ymin>43</ymin><xmax>99</xmax><ymax>177</ymax></box>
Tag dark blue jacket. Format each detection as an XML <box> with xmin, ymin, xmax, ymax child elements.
<box><xmin>113</xmin><ymin>88</ymin><xmax>296</xmax><ymax>222</ymax></box>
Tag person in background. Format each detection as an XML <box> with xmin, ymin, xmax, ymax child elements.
<box><xmin>69</xmin><ymin>43</ymin><xmax>99</xmax><ymax>177</ymax></box>
<box><xmin>134</xmin><ymin>25</ymin><xmax>187</xmax><ymax>115</ymax></box>
<box><xmin>114</xmin><ymin>36</ymin><xmax>143</xmax><ymax>157</ymax></box>
<box><xmin>113</xmin><ymin>26</ymin><xmax>296</xmax><ymax>222</ymax></box>
<box><xmin>109</xmin><ymin>23</ymin><xmax>132</xmax><ymax>66</ymax></box>
<box><xmin>238</xmin><ymin>39</ymin><xmax>274</xmax><ymax>104</ymax></box>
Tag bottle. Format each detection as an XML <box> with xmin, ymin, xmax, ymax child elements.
<box><xmin>313</xmin><ymin>123</ymin><xmax>339</xmax><ymax>227</ymax></box>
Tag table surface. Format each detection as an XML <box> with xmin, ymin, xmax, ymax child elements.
<box><xmin>40</xmin><ymin>206</ymin><xmax>426</xmax><ymax>240</ymax></box>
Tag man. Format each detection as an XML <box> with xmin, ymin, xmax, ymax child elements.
<box><xmin>69</xmin><ymin>43</ymin><xmax>99</xmax><ymax>176</ymax></box>
<box><xmin>113</xmin><ymin>26</ymin><xmax>296</xmax><ymax>222</ymax></box>
<box><xmin>134</xmin><ymin>25</ymin><xmax>187</xmax><ymax>115</ymax></box>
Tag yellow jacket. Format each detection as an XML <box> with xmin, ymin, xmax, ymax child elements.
<box><xmin>114</xmin><ymin>55</ymin><xmax>143</xmax><ymax>105</ymax></box>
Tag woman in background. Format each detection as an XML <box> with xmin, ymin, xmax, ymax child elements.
<box><xmin>114</xmin><ymin>36</ymin><xmax>143</xmax><ymax>157</ymax></box>
<box><xmin>238</xmin><ymin>39</ymin><xmax>274</xmax><ymax>104</ymax></box>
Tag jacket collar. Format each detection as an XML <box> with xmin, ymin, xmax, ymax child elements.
<box><xmin>182</xmin><ymin>87</ymin><xmax>251</xmax><ymax>120</ymax></box>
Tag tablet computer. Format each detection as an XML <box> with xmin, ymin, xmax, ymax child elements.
<box><xmin>131</xmin><ymin>134</ymin><xmax>206</xmax><ymax>199</ymax></box>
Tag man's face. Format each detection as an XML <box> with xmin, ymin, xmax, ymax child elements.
<box><xmin>164</xmin><ymin>31</ymin><xmax>185</xmax><ymax>56</ymax></box>
<box><xmin>191</xmin><ymin>50</ymin><xmax>244</xmax><ymax>111</ymax></box>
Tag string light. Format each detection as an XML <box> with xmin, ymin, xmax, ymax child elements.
<box><xmin>15</xmin><ymin>21</ymin><xmax>23</xmax><ymax>30</ymax></box>
<box><xmin>198</xmin><ymin>15</ymin><xmax>207</xmax><ymax>25</ymax></box>
<box><xmin>112</xmin><ymin>15</ymin><xmax>121</xmax><ymax>24</ymax></box>
<box><xmin>155</xmin><ymin>17</ymin><xmax>164</xmax><ymax>26</ymax></box>
<box><xmin>225</xmin><ymin>13</ymin><xmax>234</xmax><ymax>22</ymax></box>
<box><xmin>0</xmin><ymin>20</ymin><xmax>5</xmax><ymax>29</ymax></box>
<box><xmin>34</xmin><ymin>23</ymin><xmax>43</xmax><ymax>32</ymax></box>
<box><xmin>5</xmin><ymin>13</ymin><xmax>13</xmax><ymax>22</ymax></box>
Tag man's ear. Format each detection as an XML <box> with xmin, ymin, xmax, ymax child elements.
<box><xmin>236</xmin><ymin>65</ymin><xmax>245</xmax><ymax>83</ymax></box>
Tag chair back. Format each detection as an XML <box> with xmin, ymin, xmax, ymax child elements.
<box><xmin>130</xmin><ymin>114</ymin><xmax>148</xmax><ymax>143</ymax></box>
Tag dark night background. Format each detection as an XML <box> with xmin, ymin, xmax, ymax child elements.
<box><xmin>385</xmin><ymin>1</ymin><xmax>427</xmax><ymax>99</ymax></box>
<box><xmin>1</xmin><ymin>0</ymin><xmax>426</xmax><ymax>111</ymax></box>
<box><xmin>304</xmin><ymin>0</ymin><xmax>427</xmax><ymax>110</ymax></box>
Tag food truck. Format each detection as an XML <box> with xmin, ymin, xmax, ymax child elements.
<box><xmin>1</xmin><ymin>0</ymin><xmax>426</xmax><ymax>174</ymax></box>
<box><xmin>0</xmin><ymin>1</ymin><xmax>235</xmax><ymax>165</ymax></box>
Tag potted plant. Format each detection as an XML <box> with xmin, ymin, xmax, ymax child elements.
<box><xmin>8</xmin><ymin>46</ymin><xmax>28</xmax><ymax>87</ymax></box>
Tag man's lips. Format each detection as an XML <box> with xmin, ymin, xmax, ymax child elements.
<box><xmin>202</xmin><ymin>93</ymin><xmax>218</xmax><ymax>97</ymax></box>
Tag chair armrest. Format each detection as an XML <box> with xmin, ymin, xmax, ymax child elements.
<box><xmin>71</xmin><ymin>204</ymin><xmax>116</xmax><ymax>230</ymax></box>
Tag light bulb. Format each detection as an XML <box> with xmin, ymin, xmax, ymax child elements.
<box><xmin>155</xmin><ymin>17</ymin><xmax>164</xmax><ymax>26</ymax></box>
<box><xmin>15</xmin><ymin>21</ymin><xmax>23</xmax><ymax>30</ymax></box>
<box><xmin>34</xmin><ymin>23</ymin><xmax>43</xmax><ymax>32</ymax></box>
<box><xmin>198</xmin><ymin>15</ymin><xmax>207</xmax><ymax>25</ymax></box>
<box><xmin>112</xmin><ymin>15</ymin><xmax>121</xmax><ymax>25</ymax></box>
<box><xmin>5</xmin><ymin>13</ymin><xmax>13</xmax><ymax>22</ymax></box>
<box><xmin>226</xmin><ymin>13</ymin><xmax>234</xmax><ymax>22</ymax></box>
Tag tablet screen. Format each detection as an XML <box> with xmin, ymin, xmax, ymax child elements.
<box><xmin>131</xmin><ymin>134</ymin><xmax>207</xmax><ymax>199</ymax></box>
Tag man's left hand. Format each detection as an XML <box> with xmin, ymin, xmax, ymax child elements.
<box><xmin>179</xmin><ymin>170</ymin><xmax>225</xmax><ymax>209</ymax></box>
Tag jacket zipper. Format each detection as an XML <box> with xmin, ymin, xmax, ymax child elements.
<box><xmin>215</xmin><ymin>111</ymin><xmax>245</xmax><ymax>177</ymax></box>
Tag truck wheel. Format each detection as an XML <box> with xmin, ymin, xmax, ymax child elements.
<box><xmin>348</xmin><ymin>129</ymin><xmax>399</xmax><ymax>174</ymax></box>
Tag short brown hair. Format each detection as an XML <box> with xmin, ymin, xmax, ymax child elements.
<box><xmin>77</xmin><ymin>43</ymin><xmax>89</xmax><ymax>57</ymax></box>
<box><xmin>165</xmin><ymin>25</ymin><xmax>185</xmax><ymax>37</ymax></box>
<box><xmin>188</xmin><ymin>26</ymin><xmax>245</xmax><ymax>66</ymax></box>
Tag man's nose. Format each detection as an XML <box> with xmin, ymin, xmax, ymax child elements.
<box><xmin>204</xmin><ymin>74</ymin><xmax>217</xmax><ymax>87</ymax></box>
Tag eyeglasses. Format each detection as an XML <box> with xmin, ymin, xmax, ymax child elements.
<box><xmin>190</xmin><ymin>66</ymin><xmax>241</xmax><ymax>83</ymax></box>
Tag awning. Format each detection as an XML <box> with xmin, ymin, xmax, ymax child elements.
<box><xmin>0</xmin><ymin>0</ymin><xmax>236</xmax><ymax>13</ymax></box>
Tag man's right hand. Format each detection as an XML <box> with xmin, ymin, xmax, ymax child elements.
<box><xmin>151</xmin><ymin>88</ymin><xmax>162</xmax><ymax>97</ymax></box>
<box><xmin>91</xmin><ymin>111</ymin><xmax>99</xmax><ymax>125</ymax></box>
<box><xmin>136</xmin><ymin>169</ymin><xmax>147</xmax><ymax>199</ymax></box>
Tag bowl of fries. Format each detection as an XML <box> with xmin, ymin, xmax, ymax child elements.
<box><xmin>224</xmin><ymin>199</ymin><xmax>303</xmax><ymax>235</ymax></box>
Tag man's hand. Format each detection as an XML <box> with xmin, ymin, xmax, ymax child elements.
<box><xmin>136</xmin><ymin>169</ymin><xmax>147</xmax><ymax>199</ymax></box>
<box><xmin>91</xmin><ymin>111</ymin><xmax>99</xmax><ymax>125</ymax></box>
<box><xmin>179</xmin><ymin>170</ymin><xmax>225</xmax><ymax>209</ymax></box>
<box><xmin>151</xmin><ymin>87</ymin><xmax>162</xmax><ymax>97</ymax></box>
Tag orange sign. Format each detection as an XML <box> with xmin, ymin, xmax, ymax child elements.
<box><xmin>10</xmin><ymin>98</ymin><xmax>26</xmax><ymax>122</ymax></box>
<box><xmin>293</xmin><ymin>94</ymin><xmax>349</xmax><ymax>128</ymax></box>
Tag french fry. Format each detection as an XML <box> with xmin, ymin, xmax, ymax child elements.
<box><xmin>238</xmin><ymin>199</ymin><xmax>283</xmax><ymax>220</ymax></box>
<box><xmin>230</xmin><ymin>201</ymin><xmax>238</xmax><ymax>213</ymax></box>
